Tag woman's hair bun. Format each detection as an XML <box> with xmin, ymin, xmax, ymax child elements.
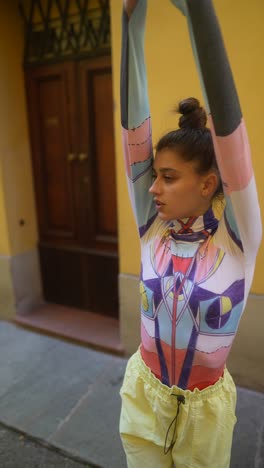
<box><xmin>177</xmin><ymin>97</ymin><xmax>207</xmax><ymax>130</ymax></box>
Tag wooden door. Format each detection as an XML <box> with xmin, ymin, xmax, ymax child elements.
<box><xmin>76</xmin><ymin>56</ymin><xmax>118</xmax><ymax>314</ymax></box>
<box><xmin>26</xmin><ymin>58</ymin><xmax>119</xmax><ymax>317</ymax></box>
<box><xmin>78</xmin><ymin>56</ymin><xmax>117</xmax><ymax>248</ymax></box>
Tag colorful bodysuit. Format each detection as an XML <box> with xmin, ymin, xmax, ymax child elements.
<box><xmin>121</xmin><ymin>0</ymin><xmax>262</xmax><ymax>390</ymax></box>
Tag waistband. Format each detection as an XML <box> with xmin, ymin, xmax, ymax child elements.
<box><xmin>134</xmin><ymin>348</ymin><xmax>235</xmax><ymax>403</ymax></box>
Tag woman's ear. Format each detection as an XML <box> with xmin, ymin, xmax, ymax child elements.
<box><xmin>201</xmin><ymin>172</ymin><xmax>218</xmax><ymax>198</ymax></box>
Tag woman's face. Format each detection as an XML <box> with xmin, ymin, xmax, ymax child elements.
<box><xmin>149</xmin><ymin>149</ymin><xmax>213</xmax><ymax>221</ymax></box>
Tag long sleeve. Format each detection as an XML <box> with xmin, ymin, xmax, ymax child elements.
<box><xmin>121</xmin><ymin>0</ymin><xmax>156</xmax><ymax>237</ymax></box>
<box><xmin>171</xmin><ymin>0</ymin><xmax>262</xmax><ymax>262</ymax></box>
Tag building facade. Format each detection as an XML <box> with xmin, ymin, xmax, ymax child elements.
<box><xmin>0</xmin><ymin>0</ymin><xmax>263</xmax><ymax>390</ymax></box>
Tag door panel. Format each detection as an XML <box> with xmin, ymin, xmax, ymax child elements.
<box><xmin>39</xmin><ymin>245</ymin><xmax>85</xmax><ymax>309</ymax></box>
<box><xmin>38</xmin><ymin>77</ymin><xmax>74</xmax><ymax>234</ymax></box>
<box><xmin>78</xmin><ymin>56</ymin><xmax>118</xmax><ymax>247</ymax></box>
<box><xmin>39</xmin><ymin>245</ymin><xmax>118</xmax><ymax>314</ymax></box>
<box><xmin>92</xmin><ymin>70</ymin><xmax>117</xmax><ymax>239</ymax></box>
<box><xmin>87</xmin><ymin>252</ymin><xmax>119</xmax><ymax>314</ymax></box>
<box><xmin>26</xmin><ymin>63</ymin><xmax>78</xmax><ymax>242</ymax></box>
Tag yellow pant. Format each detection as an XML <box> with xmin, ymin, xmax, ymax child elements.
<box><xmin>119</xmin><ymin>349</ymin><xmax>237</xmax><ymax>468</ymax></box>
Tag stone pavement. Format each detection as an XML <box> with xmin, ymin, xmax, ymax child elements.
<box><xmin>0</xmin><ymin>424</ymin><xmax>92</xmax><ymax>468</ymax></box>
<box><xmin>0</xmin><ymin>321</ymin><xmax>263</xmax><ymax>468</ymax></box>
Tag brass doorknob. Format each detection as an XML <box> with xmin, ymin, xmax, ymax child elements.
<box><xmin>68</xmin><ymin>153</ymin><xmax>77</xmax><ymax>162</ymax></box>
<box><xmin>78</xmin><ymin>153</ymin><xmax>88</xmax><ymax>162</ymax></box>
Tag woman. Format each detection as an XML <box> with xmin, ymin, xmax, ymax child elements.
<box><xmin>119</xmin><ymin>1</ymin><xmax>262</xmax><ymax>467</ymax></box>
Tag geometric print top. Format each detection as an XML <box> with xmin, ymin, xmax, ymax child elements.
<box><xmin>121</xmin><ymin>0</ymin><xmax>262</xmax><ymax>390</ymax></box>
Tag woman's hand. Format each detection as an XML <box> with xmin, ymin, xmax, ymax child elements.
<box><xmin>123</xmin><ymin>0</ymin><xmax>138</xmax><ymax>18</ymax></box>
<box><xmin>170</xmin><ymin>0</ymin><xmax>187</xmax><ymax>16</ymax></box>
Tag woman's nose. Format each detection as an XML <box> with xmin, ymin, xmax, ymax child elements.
<box><xmin>149</xmin><ymin>178</ymin><xmax>160</xmax><ymax>194</ymax></box>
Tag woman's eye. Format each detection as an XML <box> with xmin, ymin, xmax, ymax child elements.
<box><xmin>164</xmin><ymin>176</ymin><xmax>174</xmax><ymax>182</ymax></box>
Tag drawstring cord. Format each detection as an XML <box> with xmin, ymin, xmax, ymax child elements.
<box><xmin>164</xmin><ymin>394</ymin><xmax>185</xmax><ymax>455</ymax></box>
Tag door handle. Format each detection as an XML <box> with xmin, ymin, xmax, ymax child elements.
<box><xmin>68</xmin><ymin>153</ymin><xmax>77</xmax><ymax>162</ymax></box>
<box><xmin>78</xmin><ymin>153</ymin><xmax>88</xmax><ymax>162</ymax></box>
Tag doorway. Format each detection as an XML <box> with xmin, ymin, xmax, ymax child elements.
<box><xmin>25</xmin><ymin>56</ymin><xmax>118</xmax><ymax>318</ymax></box>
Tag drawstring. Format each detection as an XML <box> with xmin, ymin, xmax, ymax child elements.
<box><xmin>164</xmin><ymin>394</ymin><xmax>185</xmax><ymax>455</ymax></box>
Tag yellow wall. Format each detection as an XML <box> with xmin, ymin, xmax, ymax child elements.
<box><xmin>111</xmin><ymin>0</ymin><xmax>264</xmax><ymax>294</ymax></box>
<box><xmin>0</xmin><ymin>163</ymin><xmax>11</xmax><ymax>254</ymax></box>
<box><xmin>0</xmin><ymin>1</ymin><xmax>38</xmax><ymax>256</ymax></box>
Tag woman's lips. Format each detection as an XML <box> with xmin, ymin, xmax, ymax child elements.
<box><xmin>154</xmin><ymin>199</ymin><xmax>165</xmax><ymax>209</ymax></box>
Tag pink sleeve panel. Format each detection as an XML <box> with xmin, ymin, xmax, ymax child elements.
<box><xmin>122</xmin><ymin>117</ymin><xmax>152</xmax><ymax>179</ymax></box>
<box><xmin>208</xmin><ymin>116</ymin><xmax>253</xmax><ymax>196</ymax></box>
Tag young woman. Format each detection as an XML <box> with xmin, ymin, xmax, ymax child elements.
<box><xmin>119</xmin><ymin>1</ymin><xmax>262</xmax><ymax>467</ymax></box>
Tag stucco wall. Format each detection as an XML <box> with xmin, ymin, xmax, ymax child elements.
<box><xmin>0</xmin><ymin>2</ymin><xmax>41</xmax><ymax>317</ymax></box>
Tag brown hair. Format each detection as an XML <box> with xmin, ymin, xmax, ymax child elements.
<box><xmin>156</xmin><ymin>98</ymin><xmax>223</xmax><ymax>198</ymax></box>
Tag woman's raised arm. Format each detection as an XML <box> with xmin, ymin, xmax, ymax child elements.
<box><xmin>170</xmin><ymin>0</ymin><xmax>262</xmax><ymax>263</ymax></box>
<box><xmin>121</xmin><ymin>0</ymin><xmax>156</xmax><ymax>237</ymax></box>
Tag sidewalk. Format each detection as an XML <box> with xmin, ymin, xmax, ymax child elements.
<box><xmin>0</xmin><ymin>423</ymin><xmax>92</xmax><ymax>468</ymax></box>
<box><xmin>0</xmin><ymin>321</ymin><xmax>263</xmax><ymax>468</ymax></box>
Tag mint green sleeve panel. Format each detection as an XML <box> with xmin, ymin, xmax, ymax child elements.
<box><xmin>121</xmin><ymin>0</ymin><xmax>156</xmax><ymax>235</ymax></box>
<box><xmin>127</xmin><ymin>0</ymin><xmax>150</xmax><ymax>128</ymax></box>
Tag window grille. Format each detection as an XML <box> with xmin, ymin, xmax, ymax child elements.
<box><xmin>19</xmin><ymin>0</ymin><xmax>111</xmax><ymax>65</ymax></box>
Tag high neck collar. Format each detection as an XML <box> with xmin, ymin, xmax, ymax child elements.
<box><xmin>168</xmin><ymin>207</ymin><xmax>218</xmax><ymax>242</ymax></box>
